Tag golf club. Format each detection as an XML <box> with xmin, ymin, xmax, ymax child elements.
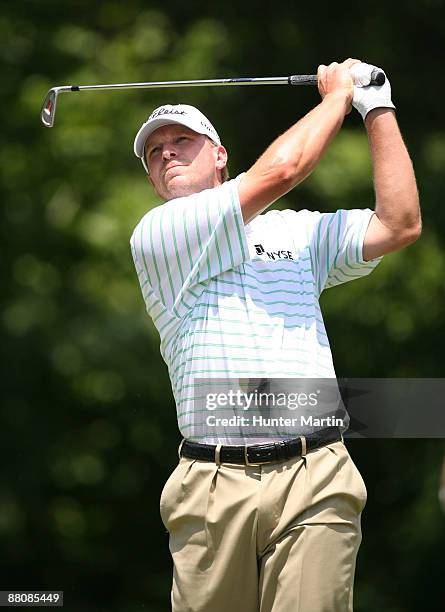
<box><xmin>40</xmin><ymin>69</ymin><xmax>385</xmax><ymax>128</ymax></box>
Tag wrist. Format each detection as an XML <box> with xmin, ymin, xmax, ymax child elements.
<box><xmin>364</xmin><ymin>107</ymin><xmax>396</xmax><ymax>128</ymax></box>
<box><xmin>322</xmin><ymin>91</ymin><xmax>352</xmax><ymax>115</ymax></box>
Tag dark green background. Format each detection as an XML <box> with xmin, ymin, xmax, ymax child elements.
<box><xmin>1</xmin><ymin>1</ymin><xmax>445</xmax><ymax>610</ymax></box>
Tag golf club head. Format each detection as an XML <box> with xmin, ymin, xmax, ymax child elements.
<box><xmin>41</xmin><ymin>88</ymin><xmax>59</xmax><ymax>127</ymax></box>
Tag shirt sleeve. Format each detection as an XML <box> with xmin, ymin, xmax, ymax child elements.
<box><xmin>306</xmin><ymin>208</ymin><xmax>383</xmax><ymax>295</ymax></box>
<box><xmin>130</xmin><ymin>175</ymin><xmax>250</xmax><ymax>319</ymax></box>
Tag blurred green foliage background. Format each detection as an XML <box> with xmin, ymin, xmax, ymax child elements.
<box><xmin>1</xmin><ymin>1</ymin><xmax>445</xmax><ymax>610</ymax></box>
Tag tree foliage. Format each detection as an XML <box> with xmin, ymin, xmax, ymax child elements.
<box><xmin>1</xmin><ymin>2</ymin><xmax>445</xmax><ymax>610</ymax></box>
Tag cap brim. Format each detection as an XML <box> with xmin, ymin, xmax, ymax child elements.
<box><xmin>134</xmin><ymin>116</ymin><xmax>209</xmax><ymax>159</ymax></box>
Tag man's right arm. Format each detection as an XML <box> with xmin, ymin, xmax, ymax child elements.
<box><xmin>238</xmin><ymin>59</ymin><xmax>359</xmax><ymax>224</ymax></box>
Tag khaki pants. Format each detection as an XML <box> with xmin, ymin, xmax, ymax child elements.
<box><xmin>160</xmin><ymin>440</ymin><xmax>367</xmax><ymax>612</ymax></box>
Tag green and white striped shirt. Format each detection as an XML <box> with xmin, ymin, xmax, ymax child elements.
<box><xmin>130</xmin><ymin>174</ymin><xmax>382</xmax><ymax>444</ymax></box>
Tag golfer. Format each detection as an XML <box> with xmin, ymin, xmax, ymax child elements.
<box><xmin>130</xmin><ymin>58</ymin><xmax>420</xmax><ymax>611</ymax></box>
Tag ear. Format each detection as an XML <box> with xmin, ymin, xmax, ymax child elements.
<box><xmin>215</xmin><ymin>145</ymin><xmax>228</xmax><ymax>171</ymax></box>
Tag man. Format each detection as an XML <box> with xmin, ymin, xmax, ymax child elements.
<box><xmin>130</xmin><ymin>59</ymin><xmax>420</xmax><ymax>612</ymax></box>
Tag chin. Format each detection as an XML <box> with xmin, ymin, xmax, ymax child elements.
<box><xmin>165</xmin><ymin>177</ymin><xmax>204</xmax><ymax>200</ymax></box>
<box><xmin>165</xmin><ymin>185</ymin><xmax>193</xmax><ymax>200</ymax></box>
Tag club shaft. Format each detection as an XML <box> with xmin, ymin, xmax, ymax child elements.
<box><xmin>40</xmin><ymin>75</ymin><xmax>316</xmax><ymax>127</ymax></box>
<box><xmin>66</xmin><ymin>76</ymin><xmax>315</xmax><ymax>92</ymax></box>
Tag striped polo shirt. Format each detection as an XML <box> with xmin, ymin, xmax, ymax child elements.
<box><xmin>130</xmin><ymin>174</ymin><xmax>382</xmax><ymax>444</ymax></box>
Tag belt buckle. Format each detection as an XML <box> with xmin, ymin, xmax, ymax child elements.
<box><xmin>244</xmin><ymin>444</ymin><xmax>276</xmax><ymax>466</ymax></box>
<box><xmin>244</xmin><ymin>444</ymin><xmax>263</xmax><ymax>466</ymax></box>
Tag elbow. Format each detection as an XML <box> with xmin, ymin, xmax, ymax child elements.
<box><xmin>403</xmin><ymin>195</ymin><xmax>422</xmax><ymax>245</ymax></box>
<box><xmin>403</xmin><ymin>191</ymin><xmax>422</xmax><ymax>245</ymax></box>
<box><xmin>380</xmin><ymin>190</ymin><xmax>422</xmax><ymax>248</ymax></box>
<box><xmin>398</xmin><ymin>218</ymin><xmax>422</xmax><ymax>247</ymax></box>
<box><xmin>407</xmin><ymin>221</ymin><xmax>422</xmax><ymax>244</ymax></box>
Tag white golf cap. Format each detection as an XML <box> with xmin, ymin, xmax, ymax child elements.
<box><xmin>134</xmin><ymin>104</ymin><xmax>221</xmax><ymax>173</ymax></box>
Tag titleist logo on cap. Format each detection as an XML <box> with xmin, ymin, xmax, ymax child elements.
<box><xmin>146</xmin><ymin>107</ymin><xmax>219</xmax><ymax>140</ymax></box>
<box><xmin>148</xmin><ymin>107</ymin><xmax>187</xmax><ymax>120</ymax></box>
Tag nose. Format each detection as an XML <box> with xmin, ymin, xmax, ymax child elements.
<box><xmin>161</xmin><ymin>144</ymin><xmax>177</xmax><ymax>161</ymax></box>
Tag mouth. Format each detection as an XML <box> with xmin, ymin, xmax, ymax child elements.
<box><xmin>164</xmin><ymin>162</ymin><xmax>185</xmax><ymax>176</ymax></box>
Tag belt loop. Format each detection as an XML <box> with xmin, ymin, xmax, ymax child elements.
<box><xmin>214</xmin><ymin>443</ymin><xmax>222</xmax><ymax>466</ymax></box>
<box><xmin>178</xmin><ymin>439</ymin><xmax>185</xmax><ymax>460</ymax></box>
<box><xmin>300</xmin><ymin>436</ymin><xmax>307</xmax><ymax>457</ymax></box>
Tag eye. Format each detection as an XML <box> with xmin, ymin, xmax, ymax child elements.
<box><xmin>176</xmin><ymin>136</ymin><xmax>189</xmax><ymax>143</ymax></box>
<box><xmin>148</xmin><ymin>145</ymin><xmax>161</xmax><ymax>157</ymax></box>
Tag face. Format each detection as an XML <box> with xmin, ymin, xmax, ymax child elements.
<box><xmin>144</xmin><ymin>124</ymin><xmax>228</xmax><ymax>200</ymax></box>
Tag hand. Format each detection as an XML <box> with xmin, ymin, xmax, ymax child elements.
<box><xmin>351</xmin><ymin>63</ymin><xmax>396</xmax><ymax>120</ymax></box>
<box><xmin>317</xmin><ymin>58</ymin><xmax>361</xmax><ymax>114</ymax></box>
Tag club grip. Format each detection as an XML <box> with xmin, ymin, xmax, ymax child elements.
<box><xmin>288</xmin><ymin>69</ymin><xmax>385</xmax><ymax>86</ymax></box>
<box><xmin>288</xmin><ymin>75</ymin><xmax>318</xmax><ymax>85</ymax></box>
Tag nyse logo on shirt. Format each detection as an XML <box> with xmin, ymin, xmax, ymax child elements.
<box><xmin>254</xmin><ymin>244</ymin><xmax>294</xmax><ymax>261</ymax></box>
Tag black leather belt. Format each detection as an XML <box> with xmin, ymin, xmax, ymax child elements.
<box><xmin>180</xmin><ymin>427</ymin><xmax>342</xmax><ymax>465</ymax></box>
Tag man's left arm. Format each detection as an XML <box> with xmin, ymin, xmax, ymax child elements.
<box><xmin>362</xmin><ymin>108</ymin><xmax>421</xmax><ymax>261</ymax></box>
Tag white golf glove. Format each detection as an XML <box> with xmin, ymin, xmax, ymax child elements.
<box><xmin>351</xmin><ymin>62</ymin><xmax>395</xmax><ymax>121</ymax></box>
